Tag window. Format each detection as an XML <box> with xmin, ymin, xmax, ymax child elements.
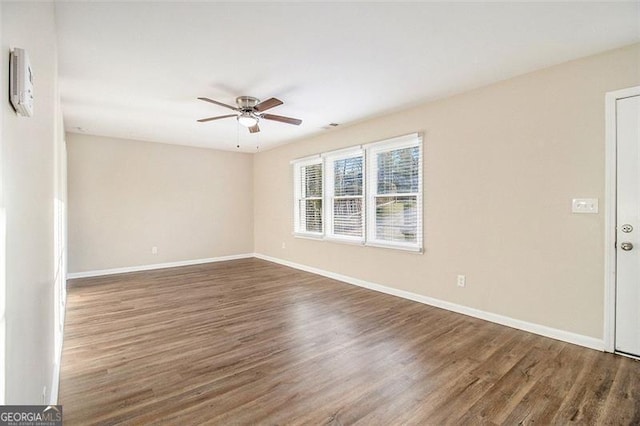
<box><xmin>293</xmin><ymin>158</ymin><xmax>323</xmax><ymax>235</ymax></box>
<box><xmin>366</xmin><ymin>136</ymin><xmax>422</xmax><ymax>250</ymax></box>
<box><xmin>325</xmin><ymin>149</ymin><xmax>364</xmax><ymax>241</ymax></box>
<box><xmin>292</xmin><ymin>133</ymin><xmax>422</xmax><ymax>251</ymax></box>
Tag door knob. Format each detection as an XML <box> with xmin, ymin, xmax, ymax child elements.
<box><xmin>620</xmin><ymin>242</ymin><xmax>634</xmax><ymax>251</ymax></box>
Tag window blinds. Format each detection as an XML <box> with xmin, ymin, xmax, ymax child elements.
<box><xmin>328</xmin><ymin>154</ymin><xmax>364</xmax><ymax>239</ymax></box>
<box><xmin>371</xmin><ymin>145</ymin><xmax>420</xmax><ymax>244</ymax></box>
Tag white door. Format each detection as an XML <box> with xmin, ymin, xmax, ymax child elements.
<box><xmin>616</xmin><ymin>94</ymin><xmax>640</xmax><ymax>356</ymax></box>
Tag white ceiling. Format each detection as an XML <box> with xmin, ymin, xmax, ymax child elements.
<box><xmin>55</xmin><ymin>1</ymin><xmax>640</xmax><ymax>152</ymax></box>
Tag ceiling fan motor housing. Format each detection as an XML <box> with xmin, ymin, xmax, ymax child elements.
<box><xmin>236</xmin><ymin>96</ymin><xmax>260</xmax><ymax>111</ymax></box>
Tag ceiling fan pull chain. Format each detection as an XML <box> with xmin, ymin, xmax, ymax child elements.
<box><xmin>236</xmin><ymin>119</ymin><xmax>240</xmax><ymax>149</ymax></box>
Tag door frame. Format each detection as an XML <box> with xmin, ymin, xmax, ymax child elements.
<box><xmin>604</xmin><ymin>85</ymin><xmax>640</xmax><ymax>353</ymax></box>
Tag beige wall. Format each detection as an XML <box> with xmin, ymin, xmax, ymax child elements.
<box><xmin>254</xmin><ymin>44</ymin><xmax>640</xmax><ymax>340</ymax></box>
<box><xmin>1</xmin><ymin>2</ymin><xmax>65</xmax><ymax>404</ymax></box>
<box><xmin>67</xmin><ymin>134</ymin><xmax>253</xmax><ymax>273</ymax></box>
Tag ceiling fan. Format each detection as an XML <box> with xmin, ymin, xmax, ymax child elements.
<box><xmin>197</xmin><ymin>96</ymin><xmax>302</xmax><ymax>133</ymax></box>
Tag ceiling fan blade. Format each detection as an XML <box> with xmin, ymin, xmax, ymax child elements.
<box><xmin>261</xmin><ymin>113</ymin><xmax>302</xmax><ymax>126</ymax></box>
<box><xmin>197</xmin><ymin>97</ymin><xmax>238</xmax><ymax>111</ymax></box>
<box><xmin>197</xmin><ymin>114</ymin><xmax>237</xmax><ymax>123</ymax></box>
<box><xmin>248</xmin><ymin>124</ymin><xmax>260</xmax><ymax>133</ymax></box>
<box><xmin>254</xmin><ymin>97</ymin><xmax>283</xmax><ymax>112</ymax></box>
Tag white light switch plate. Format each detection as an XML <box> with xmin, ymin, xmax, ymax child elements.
<box><xmin>572</xmin><ymin>198</ymin><xmax>598</xmax><ymax>214</ymax></box>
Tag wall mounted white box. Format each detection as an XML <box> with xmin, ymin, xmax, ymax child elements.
<box><xmin>9</xmin><ymin>48</ymin><xmax>34</xmax><ymax>117</ymax></box>
<box><xmin>572</xmin><ymin>198</ymin><xmax>598</xmax><ymax>214</ymax></box>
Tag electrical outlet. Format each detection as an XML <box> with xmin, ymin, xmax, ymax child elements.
<box><xmin>457</xmin><ymin>275</ymin><xmax>466</xmax><ymax>288</ymax></box>
<box><xmin>151</xmin><ymin>246</ymin><xmax>158</xmax><ymax>255</ymax></box>
<box><xmin>281</xmin><ymin>242</ymin><xmax>286</xmax><ymax>249</ymax></box>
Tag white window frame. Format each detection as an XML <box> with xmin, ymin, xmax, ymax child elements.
<box><xmin>293</xmin><ymin>156</ymin><xmax>324</xmax><ymax>237</ymax></box>
<box><xmin>324</xmin><ymin>147</ymin><xmax>365</xmax><ymax>243</ymax></box>
<box><xmin>365</xmin><ymin>134</ymin><xmax>423</xmax><ymax>252</ymax></box>
<box><xmin>292</xmin><ymin>133</ymin><xmax>423</xmax><ymax>252</ymax></box>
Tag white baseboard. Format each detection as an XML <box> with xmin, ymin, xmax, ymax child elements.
<box><xmin>66</xmin><ymin>252</ymin><xmax>604</xmax><ymax>351</ymax></box>
<box><xmin>254</xmin><ymin>253</ymin><xmax>604</xmax><ymax>351</ymax></box>
<box><xmin>67</xmin><ymin>253</ymin><xmax>254</xmax><ymax>279</ymax></box>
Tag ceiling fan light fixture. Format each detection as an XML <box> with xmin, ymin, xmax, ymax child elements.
<box><xmin>237</xmin><ymin>113</ymin><xmax>258</xmax><ymax>128</ymax></box>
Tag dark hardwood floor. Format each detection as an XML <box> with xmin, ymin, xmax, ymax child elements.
<box><xmin>60</xmin><ymin>258</ymin><xmax>640</xmax><ymax>425</ymax></box>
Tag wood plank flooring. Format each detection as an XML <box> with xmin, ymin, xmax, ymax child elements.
<box><xmin>59</xmin><ymin>258</ymin><xmax>640</xmax><ymax>425</ymax></box>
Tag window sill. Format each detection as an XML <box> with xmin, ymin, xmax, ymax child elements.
<box><xmin>323</xmin><ymin>236</ymin><xmax>365</xmax><ymax>246</ymax></box>
<box><xmin>365</xmin><ymin>241</ymin><xmax>423</xmax><ymax>253</ymax></box>
<box><xmin>292</xmin><ymin>233</ymin><xmax>423</xmax><ymax>253</ymax></box>
<box><xmin>293</xmin><ymin>232</ymin><xmax>324</xmax><ymax>240</ymax></box>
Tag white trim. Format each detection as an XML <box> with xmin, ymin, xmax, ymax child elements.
<box><xmin>67</xmin><ymin>253</ymin><xmax>254</xmax><ymax>279</ymax></box>
<box><xmin>254</xmin><ymin>253</ymin><xmax>604</xmax><ymax>351</ymax></box>
<box><xmin>364</xmin><ymin>241</ymin><xmax>423</xmax><ymax>253</ymax></box>
<box><xmin>362</xmin><ymin>132</ymin><xmax>421</xmax><ymax>149</ymax></box>
<box><xmin>50</xmin><ymin>279</ymin><xmax>66</xmax><ymax>404</ymax></box>
<box><xmin>49</xmin><ymin>279</ymin><xmax>65</xmax><ymax>404</ymax></box>
<box><xmin>604</xmin><ymin>86</ymin><xmax>640</xmax><ymax>353</ymax></box>
<box><xmin>291</xmin><ymin>156</ymin><xmax>322</xmax><ymax>168</ymax></box>
<box><xmin>289</xmin><ymin>153</ymin><xmax>320</xmax><ymax>164</ymax></box>
<box><xmin>293</xmin><ymin>232</ymin><xmax>323</xmax><ymax>240</ymax></box>
<box><xmin>50</xmin><ymin>356</ymin><xmax>60</xmax><ymax>404</ymax></box>
<box><xmin>323</xmin><ymin>235</ymin><xmax>365</xmax><ymax>245</ymax></box>
<box><xmin>616</xmin><ymin>351</ymin><xmax>640</xmax><ymax>361</ymax></box>
<box><xmin>321</xmin><ymin>145</ymin><xmax>363</xmax><ymax>158</ymax></box>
